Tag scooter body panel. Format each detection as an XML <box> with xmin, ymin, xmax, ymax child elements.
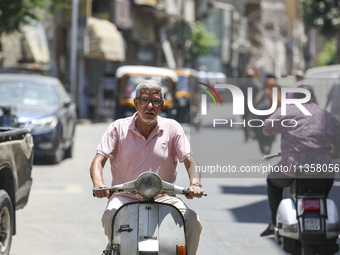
<box><xmin>326</xmin><ymin>199</ymin><xmax>340</xmax><ymax>239</ymax></box>
<box><xmin>276</xmin><ymin>198</ymin><xmax>340</xmax><ymax>241</ymax></box>
<box><xmin>276</xmin><ymin>198</ymin><xmax>299</xmax><ymax>240</ymax></box>
<box><xmin>112</xmin><ymin>201</ymin><xmax>186</xmax><ymax>255</ymax></box>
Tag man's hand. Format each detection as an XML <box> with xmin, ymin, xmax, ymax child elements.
<box><xmin>186</xmin><ymin>185</ymin><xmax>204</xmax><ymax>199</ymax></box>
<box><xmin>93</xmin><ymin>184</ymin><xmax>110</xmax><ymax>198</ymax></box>
<box><xmin>183</xmin><ymin>156</ymin><xmax>203</xmax><ymax>199</ymax></box>
<box><xmin>90</xmin><ymin>154</ymin><xmax>109</xmax><ymax>198</ymax></box>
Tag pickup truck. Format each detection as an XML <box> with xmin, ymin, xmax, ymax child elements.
<box><xmin>0</xmin><ymin>127</ymin><xmax>33</xmax><ymax>255</ymax></box>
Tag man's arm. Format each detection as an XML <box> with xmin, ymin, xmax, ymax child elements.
<box><xmin>90</xmin><ymin>153</ymin><xmax>110</xmax><ymax>198</ymax></box>
<box><xmin>183</xmin><ymin>155</ymin><xmax>203</xmax><ymax>199</ymax></box>
<box><xmin>262</xmin><ymin>108</ymin><xmax>282</xmax><ymax>136</ymax></box>
<box><xmin>325</xmin><ymin>98</ymin><xmax>331</xmax><ymax>110</ymax></box>
<box><xmin>325</xmin><ymin>85</ymin><xmax>335</xmax><ymax>109</ymax></box>
<box><xmin>332</xmin><ymin>145</ymin><xmax>340</xmax><ymax>159</ymax></box>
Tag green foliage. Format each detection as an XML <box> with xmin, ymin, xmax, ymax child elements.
<box><xmin>301</xmin><ymin>0</ymin><xmax>340</xmax><ymax>37</ymax></box>
<box><xmin>317</xmin><ymin>39</ymin><xmax>336</xmax><ymax>66</ymax></box>
<box><xmin>0</xmin><ymin>0</ymin><xmax>68</xmax><ymax>35</ymax></box>
<box><xmin>190</xmin><ymin>22</ymin><xmax>220</xmax><ymax>57</ymax></box>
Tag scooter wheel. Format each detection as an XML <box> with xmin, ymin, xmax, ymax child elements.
<box><xmin>281</xmin><ymin>237</ymin><xmax>299</xmax><ymax>254</ymax></box>
<box><xmin>301</xmin><ymin>245</ymin><xmax>315</xmax><ymax>255</ymax></box>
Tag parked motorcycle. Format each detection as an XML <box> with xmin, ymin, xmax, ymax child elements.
<box><xmin>0</xmin><ymin>106</ymin><xmax>18</xmax><ymax>127</ymax></box>
<box><xmin>93</xmin><ymin>172</ymin><xmax>205</xmax><ymax>255</ymax></box>
<box><xmin>264</xmin><ymin>153</ymin><xmax>340</xmax><ymax>255</ymax></box>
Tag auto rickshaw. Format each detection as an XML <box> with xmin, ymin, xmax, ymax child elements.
<box><xmin>114</xmin><ymin>65</ymin><xmax>178</xmax><ymax>119</ymax></box>
<box><xmin>173</xmin><ymin>68</ymin><xmax>201</xmax><ymax>129</ymax></box>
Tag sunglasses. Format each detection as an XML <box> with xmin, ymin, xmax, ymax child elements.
<box><xmin>137</xmin><ymin>97</ymin><xmax>163</xmax><ymax>106</ymax></box>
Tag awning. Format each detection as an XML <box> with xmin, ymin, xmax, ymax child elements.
<box><xmin>133</xmin><ymin>0</ymin><xmax>157</xmax><ymax>7</ymax></box>
<box><xmin>1</xmin><ymin>21</ymin><xmax>50</xmax><ymax>70</ymax></box>
<box><xmin>87</xmin><ymin>17</ymin><xmax>125</xmax><ymax>62</ymax></box>
<box><xmin>22</xmin><ymin>22</ymin><xmax>51</xmax><ymax>63</ymax></box>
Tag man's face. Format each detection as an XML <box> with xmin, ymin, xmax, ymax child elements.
<box><xmin>134</xmin><ymin>88</ymin><xmax>164</xmax><ymax>123</ymax></box>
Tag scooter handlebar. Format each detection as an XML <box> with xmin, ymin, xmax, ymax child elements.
<box><xmin>93</xmin><ymin>188</ymin><xmax>207</xmax><ymax>197</ymax></box>
<box><xmin>92</xmin><ymin>173</ymin><xmax>208</xmax><ymax>198</ymax></box>
<box><xmin>262</xmin><ymin>152</ymin><xmax>281</xmax><ymax>160</ymax></box>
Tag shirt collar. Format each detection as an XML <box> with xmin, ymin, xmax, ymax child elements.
<box><xmin>128</xmin><ymin>112</ymin><xmax>165</xmax><ymax>133</ymax></box>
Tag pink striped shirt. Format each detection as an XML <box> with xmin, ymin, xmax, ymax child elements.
<box><xmin>97</xmin><ymin>113</ymin><xmax>192</xmax><ymax>199</ymax></box>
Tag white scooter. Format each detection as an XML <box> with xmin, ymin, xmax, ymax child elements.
<box><xmin>93</xmin><ymin>172</ymin><xmax>204</xmax><ymax>255</ymax></box>
<box><xmin>264</xmin><ymin>153</ymin><xmax>340</xmax><ymax>255</ymax></box>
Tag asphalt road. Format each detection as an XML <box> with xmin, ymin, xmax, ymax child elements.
<box><xmin>9</xmin><ymin>103</ymin><xmax>340</xmax><ymax>255</ymax></box>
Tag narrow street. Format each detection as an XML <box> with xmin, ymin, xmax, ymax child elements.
<box><xmin>10</xmin><ymin>104</ymin><xmax>340</xmax><ymax>255</ymax></box>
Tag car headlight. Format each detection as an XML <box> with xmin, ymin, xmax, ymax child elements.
<box><xmin>32</xmin><ymin>116</ymin><xmax>58</xmax><ymax>131</ymax></box>
<box><xmin>136</xmin><ymin>172</ymin><xmax>162</xmax><ymax>200</ymax></box>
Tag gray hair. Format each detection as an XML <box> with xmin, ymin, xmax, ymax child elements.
<box><xmin>135</xmin><ymin>80</ymin><xmax>165</xmax><ymax>99</ymax></box>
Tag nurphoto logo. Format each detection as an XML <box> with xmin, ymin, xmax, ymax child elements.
<box><xmin>199</xmin><ymin>83</ymin><xmax>312</xmax><ymax>128</ymax></box>
<box><xmin>198</xmin><ymin>82</ymin><xmax>222</xmax><ymax>115</ymax></box>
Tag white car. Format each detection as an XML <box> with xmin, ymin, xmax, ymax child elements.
<box><xmin>304</xmin><ymin>64</ymin><xmax>340</xmax><ymax>109</ymax></box>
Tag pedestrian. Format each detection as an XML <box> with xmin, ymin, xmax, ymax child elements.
<box><xmin>239</xmin><ymin>68</ymin><xmax>262</xmax><ymax>142</ymax></box>
<box><xmin>325</xmin><ymin>76</ymin><xmax>340</xmax><ymax>121</ymax></box>
<box><xmin>252</xmin><ymin>75</ymin><xmax>281</xmax><ymax>155</ymax></box>
<box><xmin>286</xmin><ymin>69</ymin><xmax>305</xmax><ymax>99</ymax></box>
<box><xmin>90</xmin><ymin>79</ymin><xmax>203</xmax><ymax>255</ymax></box>
<box><xmin>260</xmin><ymin>85</ymin><xmax>340</xmax><ymax>236</ymax></box>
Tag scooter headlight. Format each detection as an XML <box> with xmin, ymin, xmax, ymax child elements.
<box><xmin>136</xmin><ymin>172</ymin><xmax>162</xmax><ymax>200</ymax></box>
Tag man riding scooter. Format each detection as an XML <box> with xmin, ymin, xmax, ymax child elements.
<box><xmin>90</xmin><ymin>80</ymin><xmax>203</xmax><ymax>255</ymax></box>
<box><xmin>260</xmin><ymin>85</ymin><xmax>340</xmax><ymax>236</ymax></box>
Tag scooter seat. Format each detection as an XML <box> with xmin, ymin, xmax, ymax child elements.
<box><xmin>290</xmin><ymin>178</ymin><xmax>328</xmax><ymax>197</ymax></box>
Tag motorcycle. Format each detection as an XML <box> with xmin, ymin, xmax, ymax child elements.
<box><xmin>93</xmin><ymin>172</ymin><xmax>205</xmax><ymax>255</ymax></box>
<box><xmin>264</xmin><ymin>153</ymin><xmax>340</xmax><ymax>255</ymax></box>
<box><xmin>0</xmin><ymin>106</ymin><xmax>18</xmax><ymax>127</ymax></box>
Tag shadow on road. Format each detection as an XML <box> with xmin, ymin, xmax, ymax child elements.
<box><xmin>230</xmin><ymin>199</ymin><xmax>271</xmax><ymax>224</ymax></box>
<box><xmin>220</xmin><ymin>181</ymin><xmax>340</xmax><ymax>225</ymax></box>
<box><xmin>220</xmin><ymin>185</ymin><xmax>267</xmax><ymax>196</ymax></box>
<box><xmin>219</xmin><ymin>184</ymin><xmax>270</xmax><ymax>224</ymax></box>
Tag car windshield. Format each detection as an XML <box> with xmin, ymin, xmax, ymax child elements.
<box><xmin>123</xmin><ymin>76</ymin><xmax>173</xmax><ymax>101</ymax></box>
<box><xmin>176</xmin><ymin>76</ymin><xmax>190</xmax><ymax>92</ymax></box>
<box><xmin>0</xmin><ymin>81</ymin><xmax>59</xmax><ymax>107</ymax></box>
<box><xmin>306</xmin><ymin>71</ymin><xmax>340</xmax><ymax>78</ymax></box>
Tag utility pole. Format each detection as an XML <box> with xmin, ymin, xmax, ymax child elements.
<box><xmin>70</xmin><ymin>0</ymin><xmax>79</xmax><ymax>101</ymax></box>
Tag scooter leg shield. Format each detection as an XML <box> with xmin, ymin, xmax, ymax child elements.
<box><xmin>111</xmin><ymin>202</ymin><xmax>186</xmax><ymax>255</ymax></box>
<box><xmin>158</xmin><ymin>203</ymin><xmax>186</xmax><ymax>254</ymax></box>
<box><xmin>112</xmin><ymin>203</ymin><xmax>139</xmax><ymax>254</ymax></box>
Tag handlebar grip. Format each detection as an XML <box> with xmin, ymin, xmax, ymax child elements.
<box><xmin>92</xmin><ymin>188</ymin><xmax>115</xmax><ymax>197</ymax></box>
<box><xmin>184</xmin><ymin>189</ymin><xmax>207</xmax><ymax>196</ymax></box>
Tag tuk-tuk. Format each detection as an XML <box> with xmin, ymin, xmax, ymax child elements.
<box><xmin>114</xmin><ymin>65</ymin><xmax>178</xmax><ymax>119</ymax></box>
<box><xmin>173</xmin><ymin>68</ymin><xmax>201</xmax><ymax>129</ymax></box>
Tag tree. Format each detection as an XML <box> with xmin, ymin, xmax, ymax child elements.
<box><xmin>189</xmin><ymin>22</ymin><xmax>219</xmax><ymax>57</ymax></box>
<box><xmin>0</xmin><ymin>0</ymin><xmax>67</xmax><ymax>36</ymax></box>
<box><xmin>317</xmin><ymin>39</ymin><xmax>336</xmax><ymax>65</ymax></box>
<box><xmin>301</xmin><ymin>0</ymin><xmax>340</xmax><ymax>64</ymax></box>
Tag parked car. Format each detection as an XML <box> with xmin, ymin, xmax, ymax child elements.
<box><xmin>0</xmin><ymin>127</ymin><xmax>33</xmax><ymax>255</ymax></box>
<box><xmin>0</xmin><ymin>73</ymin><xmax>77</xmax><ymax>164</ymax></box>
